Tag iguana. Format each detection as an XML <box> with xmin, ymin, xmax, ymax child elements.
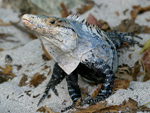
<box><xmin>22</xmin><ymin>14</ymin><xmax>142</xmax><ymax>112</ymax></box>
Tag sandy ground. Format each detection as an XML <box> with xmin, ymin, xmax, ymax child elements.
<box><xmin>0</xmin><ymin>0</ymin><xmax>150</xmax><ymax>113</ymax></box>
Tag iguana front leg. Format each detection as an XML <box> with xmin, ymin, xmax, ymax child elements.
<box><xmin>38</xmin><ymin>63</ymin><xmax>66</xmax><ymax>106</ymax></box>
<box><xmin>62</xmin><ymin>72</ymin><xmax>81</xmax><ymax>112</ymax></box>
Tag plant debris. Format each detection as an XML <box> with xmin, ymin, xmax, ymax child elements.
<box><xmin>59</xmin><ymin>2</ymin><xmax>70</xmax><ymax>18</ymax></box>
<box><xmin>75</xmin><ymin>98</ymin><xmax>138</xmax><ymax>113</ymax></box>
<box><xmin>139</xmin><ymin>39</ymin><xmax>150</xmax><ymax>54</ymax></box>
<box><xmin>113</xmin><ymin>19</ymin><xmax>142</xmax><ymax>33</ymax></box>
<box><xmin>0</xmin><ymin>48</ymin><xmax>4</xmax><ymax>51</ymax></box>
<box><xmin>29</xmin><ymin>73</ymin><xmax>46</xmax><ymax>87</ymax></box>
<box><xmin>143</xmin><ymin>71</ymin><xmax>150</xmax><ymax>82</ymax></box>
<box><xmin>36</xmin><ymin>105</ymin><xmax>53</xmax><ymax>113</ymax></box>
<box><xmin>24</xmin><ymin>90</ymin><xmax>31</xmax><ymax>96</ymax></box>
<box><xmin>0</xmin><ymin>65</ymin><xmax>16</xmax><ymax>77</ymax></box>
<box><xmin>18</xmin><ymin>73</ymin><xmax>28</xmax><ymax>87</ymax></box>
<box><xmin>141</xmin><ymin>47</ymin><xmax>150</xmax><ymax>72</ymax></box>
<box><xmin>115</xmin><ymin>64</ymin><xmax>133</xmax><ymax>81</ymax></box>
<box><xmin>33</xmin><ymin>94</ymin><xmax>40</xmax><ymax>98</ymax></box>
<box><xmin>87</xmin><ymin>13</ymin><xmax>102</xmax><ymax>29</ymax></box>
<box><xmin>131</xmin><ymin>5</ymin><xmax>150</xmax><ymax>20</ymax></box>
<box><xmin>113</xmin><ymin>79</ymin><xmax>130</xmax><ymax>91</ymax></box>
<box><xmin>92</xmin><ymin>84</ymin><xmax>102</xmax><ymax>97</ymax></box>
<box><xmin>41</xmin><ymin>65</ymin><xmax>50</xmax><ymax>71</ymax></box>
<box><xmin>131</xmin><ymin>61</ymin><xmax>142</xmax><ymax>81</ymax></box>
<box><xmin>76</xmin><ymin>0</ymin><xmax>94</xmax><ymax>14</ymax></box>
<box><xmin>79</xmin><ymin>86</ymin><xmax>89</xmax><ymax>99</ymax></box>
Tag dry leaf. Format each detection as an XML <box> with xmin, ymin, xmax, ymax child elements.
<box><xmin>141</xmin><ymin>47</ymin><xmax>150</xmax><ymax>72</ymax></box>
<box><xmin>131</xmin><ymin>5</ymin><xmax>150</xmax><ymax>19</ymax></box>
<box><xmin>92</xmin><ymin>84</ymin><xmax>102</xmax><ymax>97</ymax></box>
<box><xmin>59</xmin><ymin>2</ymin><xmax>70</xmax><ymax>18</ymax></box>
<box><xmin>115</xmin><ymin>65</ymin><xmax>133</xmax><ymax>81</ymax></box>
<box><xmin>42</xmin><ymin>54</ymin><xmax>51</xmax><ymax>61</ymax></box>
<box><xmin>119</xmin><ymin>98</ymin><xmax>138</xmax><ymax>111</ymax></box>
<box><xmin>24</xmin><ymin>90</ymin><xmax>31</xmax><ymax>96</ymax></box>
<box><xmin>99</xmin><ymin>19</ymin><xmax>111</xmax><ymax>31</ymax></box>
<box><xmin>33</xmin><ymin>94</ymin><xmax>40</xmax><ymax>98</ymax></box>
<box><xmin>0</xmin><ymin>48</ymin><xmax>4</xmax><ymax>51</ymax></box>
<box><xmin>29</xmin><ymin>73</ymin><xmax>46</xmax><ymax>87</ymax></box>
<box><xmin>123</xmin><ymin>9</ymin><xmax>128</xmax><ymax>15</ymax></box>
<box><xmin>87</xmin><ymin>13</ymin><xmax>102</xmax><ymax>29</ymax></box>
<box><xmin>36</xmin><ymin>105</ymin><xmax>53</xmax><ymax>113</ymax></box>
<box><xmin>0</xmin><ymin>65</ymin><xmax>16</xmax><ymax>77</ymax></box>
<box><xmin>76</xmin><ymin>1</ymin><xmax>94</xmax><ymax>14</ymax></box>
<box><xmin>41</xmin><ymin>65</ymin><xmax>50</xmax><ymax>71</ymax></box>
<box><xmin>79</xmin><ymin>86</ymin><xmax>89</xmax><ymax>99</ymax></box>
<box><xmin>113</xmin><ymin>19</ymin><xmax>142</xmax><ymax>33</ymax></box>
<box><xmin>128</xmin><ymin>53</ymin><xmax>132</xmax><ymax>59</ymax></box>
<box><xmin>130</xmin><ymin>10</ymin><xmax>137</xmax><ymax>20</ymax></box>
<box><xmin>146</xmin><ymin>18</ymin><xmax>150</xmax><ymax>22</ymax></box>
<box><xmin>143</xmin><ymin>71</ymin><xmax>150</xmax><ymax>82</ymax></box>
<box><xmin>98</xmin><ymin>105</ymin><xmax>119</xmax><ymax>113</ymax></box>
<box><xmin>75</xmin><ymin>102</ymin><xmax>106</xmax><ymax>113</ymax></box>
<box><xmin>18</xmin><ymin>73</ymin><xmax>28</xmax><ymax>87</ymax></box>
<box><xmin>131</xmin><ymin>61</ymin><xmax>141</xmax><ymax>81</ymax></box>
<box><xmin>113</xmin><ymin>79</ymin><xmax>130</xmax><ymax>91</ymax></box>
<box><xmin>115</xmin><ymin>11</ymin><xmax>119</xmax><ymax>16</ymax></box>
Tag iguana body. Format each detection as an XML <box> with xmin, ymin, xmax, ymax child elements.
<box><xmin>22</xmin><ymin>14</ymin><xmax>142</xmax><ymax>111</ymax></box>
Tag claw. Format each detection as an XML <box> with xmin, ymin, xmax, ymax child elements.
<box><xmin>61</xmin><ymin>102</ymin><xmax>76</xmax><ymax>112</ymax></box>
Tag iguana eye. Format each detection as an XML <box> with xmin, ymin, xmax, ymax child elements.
<box><xmin>50</xmin><ymin>20</ymin><xmax>55</xmax><ymax>24</ymax></box>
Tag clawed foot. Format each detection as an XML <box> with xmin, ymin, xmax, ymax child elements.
<box><xmin>61</xmin><ymin>102</ymin><xmax>76</xmax><ymax>112</ymax></box>
<box><xmin>61</xmin><ymin>96</ymin><xmax>106</xmax><ymax>112</ymax></box>
<box><xmin>79</xmin><ymin>96</ymin><xmax>105</xmax><ymax>106</ymax></box>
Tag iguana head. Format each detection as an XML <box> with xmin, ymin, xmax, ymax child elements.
<box><xmin>22</xmin><ymin>14</ymin><xmax>77</xmax><ymax>52</ymax></box>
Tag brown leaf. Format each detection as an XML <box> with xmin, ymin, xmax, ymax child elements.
<box><xmin>143</xmin><ymin>71</ymin><xmax>150</xmax><ymax>82</ymax></box>
<box><xmin>128</xmin><ymin>53</ymin><xmax>132</xmax><ymax>59</ymax></box>
<box><xmin>24</xmin><ymin>90</ymin><xmax>31</xmax><ymax>96</ymax></box>
<box><xmin>0</xmin><ymin>65</ymin><xmax>16</xmax><ymax>77</ymax></box>
<box><xmin>18</xmin><ymin>73</ymin><xmax>28</xmax><ymax>87</ymax></box>
<box><xmin>92</xmin><ymin>84</ymin><xmax>102</xmax><ymax>97</ymax></box>
<box><xmin>115</xmin><ymin>64</ymin><xmax>133</xmax><ymax>82</ymax></box>
<box><xmin>59</xmin><ymin>2</ymin><xmax>70</xmax><ymax>18</ymax></box>
<box><xmin>131</xmin><ymin>61</ymin><xmax>141</xmax><ymax>81</ymax></box>
<box><xmin>0</xmin><ymin>48</ymin><xmax>4</xmax><ymax>51</ymax></box>
<box><xmin>79</xmin><ymin>86</ymin><xmax>89</xmax><ymax>99</ymax></box>
<box><xmin>131</xmin><ymin>5</ymin><xmax>150</xmax><ymax>20</ymax></box>
<box><xmin>1</xmin><ymin>65</ymin><xmax>12</xmax><ymax>75</ymax></box>
<box><xmin>43</xmin><ymin>105</ymin><xmax>53</xmax><ymax>113</ymax></box>
<box><xmin>41</xmin><ymin>65</ymin><xmax>50</xmax><ymax>71</ymax></box>
<box><xmin>113</xmin><ymin>19</ymin><xmax>142</xmax><ymax>33</ymax></box>
<box><xmin>113</xmin><ymin>79</ymin><xmax>130</xmax><ymax>91</ymax></box>
<box><xmin>75</xmin><ymin>102</ymin><xmax>106</xmax><ymax>113</ymax></box>
<box><xmin>146</xmin><ymin>18</ymin><xmax>150</xmax><ymax>22</ymax></box>
<box><xmin>99</xmin><ymin>19</ymin><xmax>111</xmax><ymax>31</ymax></box>
<box><xmin>29</xmin><ymin>73</ymin><xmax>46</xmax><ymax>87</ymax></box>
<box><xmin>36</xmin><ymin>106</ymin><xmax>46</xmax><ymax>112</ymax></box>
<box><xmin>115</xmin><ymin>11</ymin><xmax>119</xmax><ymax>16</ymax></box>
<box><xmin>87</xmin><ymin>13</ymin><xmax>102</xmax><ymax>29</ymax></box>
<box><xmin>119</xmin><ymin>98</ymin><xmax>138</xmax><ymax>111</ymax></box>
<box><xmin>76</xmin><ymin>1</ymin><xmax>94</xmax><ymax>14</ymax></box>
<box><xmin>98</xmin><ymin>105</ymin><xmax>119</xmax><ymax>113</ymax></box>
<box><xmin>33</xmin><ymin>94</ymin><xmax>40</xmax><ymax>98</ymax></box>
<box><xmin>141</xmin><ymin>47</ymin><xmax>150</xmax><ymax>72</ymax></box>
<box><xmin>42</xmin><ymin>54</ymin><xmax>51</xmax><ymax>61</ymax></box>
<box><xmin>123</xmin><ymin>9</ymin><xmax>128</xmax><ymax>15</ymax></box>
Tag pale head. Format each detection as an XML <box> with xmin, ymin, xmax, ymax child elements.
<box><xmin>22</xmin><ymin>14</ymin><xmax>77</xmax><ymax>52</ymax></box>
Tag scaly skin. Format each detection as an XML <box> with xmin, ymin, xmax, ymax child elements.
<box><xmin>22</xmin><ymin>14</ymin><xmax>142</xmax><ymax>112</ymax></box>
